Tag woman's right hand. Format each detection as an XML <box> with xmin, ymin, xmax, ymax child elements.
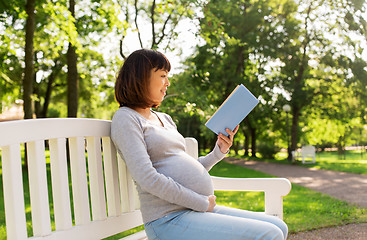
<box><xmin>207</xmin><ymin>195</ymin><xmax>216</xmax><ymax>212</ymax></box>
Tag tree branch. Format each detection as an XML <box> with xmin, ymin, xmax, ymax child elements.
<box><xmin>120</xmin><ymin>39</ymin><xmax>127</xmax><ymax>60</ymax></box>
<box><xmin>116</xmin><ymin>0</ymin><xmax>129</xmax><ymax>23</ymax></box>
<box><xmin>134</xmin><ymin>0</ymin><xmax>143</xmax><ymax>48</ymax></box>
<box><xmin>163</xmin><ymin>14</ymin><xmax>182</xmax><ymax>51</ymax></box>
<box><xmin>150</xmin><ymin>0</ymin><xmax>156</xmax><ymax>49</ymax></box>
<box><xmin>156</xmin><ymin>12</ymin><xmax>172</xmax><ymax>46</ymax></box>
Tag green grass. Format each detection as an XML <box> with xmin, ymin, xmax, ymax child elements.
<box><xmin>229</xmin><ymin>149</ymin><xmax>367</xmax><ymax>175</ymax></box>
<box><xmin>303</xmin><ymin>150</ymin><xmax>367</xmax><ymax>174</ymax></box>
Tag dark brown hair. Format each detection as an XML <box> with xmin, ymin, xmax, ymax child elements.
<box><xmin>115</xmin><ymin>49</ymin><xmax>171</xmax><ymax>109</ymax></box>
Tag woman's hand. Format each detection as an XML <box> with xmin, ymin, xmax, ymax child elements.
<box><xmin>207</xmin><ymin>195</ymin><xmax>216</xmax><ymax>212</ymax></box>
<box><xmin>217</xmin><ymin>125</ymin><xmax>239</xmax><ymax>154</ymax></box>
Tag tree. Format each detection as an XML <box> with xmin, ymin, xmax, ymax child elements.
<box><xmin>67</xmin><ymin>0</ymin><xmax>78</xmax><ymax>117</ymax></box>
<box><xmin>23</xmin><ymin>0</ymin><xmax>36</xmax><ymax>119</ymax></box>
<box><xmin>273</xmin><ymin>0</ymin><xmax>367</xmax><ymax>159</ymax></box>
<box><xmin>1</xmin><ymin>0</ymin><xmax>128</xmax><ymax>119</ymax></box>
<box><xmin>175</xmin><ymin>0</ymin><xmax>298</xmax><ymax>155</ymax></box>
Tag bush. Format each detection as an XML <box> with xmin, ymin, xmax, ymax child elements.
<box><xmin>258</xmin><ymin>142</ymin><xmax>280</xmax><ymax>159</ymax></box>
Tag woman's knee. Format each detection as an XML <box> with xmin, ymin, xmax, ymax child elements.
<box><xmin>271</xmin><ymin>218</ymin><xmax>288</xmax><ymax>239</ymax></box>
<box><xmin>260</xmin><ymin>223</ymin><xmax>285</xmax><ymax>240</ymax></box>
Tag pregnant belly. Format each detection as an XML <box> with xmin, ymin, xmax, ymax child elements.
<box><xmin>154</xmin><ymin>153</ymin><xmax>214</xmax><ymax>196</ymax></box>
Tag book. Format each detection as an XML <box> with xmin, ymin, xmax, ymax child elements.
<box><xmin>205</xmin><ymin>84</ymin><xmax>259</xmax><ymax>136</ymax></box>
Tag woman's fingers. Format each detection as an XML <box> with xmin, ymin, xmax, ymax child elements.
<box><xmin>217</xmin><ymin>125</ymin><xmax>240</xmax><ymax>154</ymax></box>
<box><xmin>224</xmin><ymin>125</ymin><xmax>239</xmax><ymax>142</ymax></box>
<box><xmin>219</xmin><ymin>132</ymin><xmax>232</xmax><ymax>145</ymax></box>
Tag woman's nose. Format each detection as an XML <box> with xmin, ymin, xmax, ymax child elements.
<box><xmin>165</xmin><ymin>78</ymin><xmax>170</xmax><ymax>86</ymax></box>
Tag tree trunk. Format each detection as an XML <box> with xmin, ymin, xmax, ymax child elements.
<box><xmin>67</xmin><ymin>0</ymin><xmax>78</xmax><ymax>117</ymax></box>
<box><xmin>233</xmin><ymin>138</ymin><xmax>239</xmax><ymax>155</ymax></box>
<box><xmin>23</xmin><ymin>0</ymin><xmax>36</xmax><ymax>119</ymax></box>
<box><xmin>337</xmin><ymin>136</ymin><xmax>345</xmax><ymax>159</ymax></box>
<box><xmin>40</xmin><ymin>60</ymin><xmax>62</xmax><ymax>118</ymax></box>
<box><xmin>41</xmin><ymin>72</ymin><xmax>56</xmax><ymax>117</ymax></box>
<box><xmin>0</xmin><ymin>78</ymin><xmax>3</xmax><ymax>113</ymax></box>
<box><xmin>243</xmin><ymin>130</ymin><xmax>249</xmax><ymax>157</ymax></box>
<box><xmin>34</xmin><ymin>82</ymin><xmax>41</xmax><ymax>117</ymax></box>
<box><xmin>250</xmin><ymin>127</ymin><xmax>256</xmax><ymax>157</ymax></box>
<box><xmin>290</xmin><ymin>106</ymin><xmax>300</xmax><ymax>154</ymax></box>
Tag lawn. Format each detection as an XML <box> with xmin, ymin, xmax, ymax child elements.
<box><xmin>0</xmin><ymin>155</ymin><xmax>366</xmax><ymax>239</ymax></box>
<box><xmin>300</xmin><ymin>150</ymin><xmax>367</xmax><ymax>174</ymax></box>
<box><xmin>229</xmin><ymin>149</ymin><xmax>367</xmax><ymax>175</ymax></box>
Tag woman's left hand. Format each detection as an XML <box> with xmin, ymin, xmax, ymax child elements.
<box><xmin>217</xmin><ymin>125</ymin><xmax>239</xmax><ymax>154</ymax></box>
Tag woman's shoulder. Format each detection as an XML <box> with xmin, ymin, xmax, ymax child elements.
<box><xmin>110</xmin><ymin>107</ymin><xmax>145</xmax><ymax>142</ymax></box>
<box><xmin>113</xmin><ymin>106</ymin><xmax>132</xmax><ymax>118</ymax></box>
<box><xmin>112</xmin><ymin>107</ymin><xmax>142</xmax><ymax>126</ymax></box>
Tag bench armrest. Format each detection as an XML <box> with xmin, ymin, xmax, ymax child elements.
<box><xmin>211</xmin><ymin>176</ymin><xmax>291</xmax><ymax>219</ymax></box>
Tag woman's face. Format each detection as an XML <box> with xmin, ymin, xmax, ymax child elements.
<box><xmin>148</xmin><ymin>68</ymin><xmax>170</xmax><ymax>104</ymax></box>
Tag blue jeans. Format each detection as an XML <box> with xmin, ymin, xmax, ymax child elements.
<box><xmin>144</xmin><ymin>205</ymin><xmax>288</xmax><ymax>240</ymax></box>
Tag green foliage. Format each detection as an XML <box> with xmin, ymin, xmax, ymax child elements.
<box><xmin>257</xmin><ymin>142</ymin><xmax>280</xmax><ymax>159</ymax></box>
<box><xmin>0</xmin><ymin>0</ymin><xmax>128</xmax><ymax>118</ymax></box>
<box><xmin>1</xmin><ymin>0</ymin><xmax>367</xmax><ymax>149</ymax></box>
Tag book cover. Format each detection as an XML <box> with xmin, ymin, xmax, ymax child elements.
<box><xmin>205</xmin><ymin>84</ymin><xmax>259</xmax><ymax>136</ymax></box>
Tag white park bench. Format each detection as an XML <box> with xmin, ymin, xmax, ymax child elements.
<box><xmin>0</xmin><ymin>118</ymin><xmax>291</xmax><ymax>240</ymax></box>
<box><xmin>292</xmin><ymin>145</ymin><xmax>316</xmax><ymax>164</ymax></box>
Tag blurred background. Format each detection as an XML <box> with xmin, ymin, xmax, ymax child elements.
<box><xmin>1</xmin><ymin>0</ymin><xmax>366</xmax><ymax>158</ymax></box>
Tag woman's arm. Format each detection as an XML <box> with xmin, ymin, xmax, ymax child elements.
<box><xmin>197</xmin><ymin>126</ymin><xmax>239</xmax><ymax>171</ymax></box>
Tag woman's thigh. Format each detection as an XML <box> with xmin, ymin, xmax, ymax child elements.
<box><xmin>145</xmin><ymin>207</ymin><xmax>286</xmax><ymax>240</ymax></box>
<box><xmin>213</xmin><ymin>205</ymin><xmax>288</xmax><ymax>239</ymax></box>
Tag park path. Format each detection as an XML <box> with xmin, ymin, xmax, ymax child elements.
<box><xmin>224</xmin><ymin>158</ymin><xmax>367</xmax><ymax>240</ymax></box>
<box><xmin>225</xmin><ymin>158</ymin><xmax>367</xmax><ymax>208</ymax></box>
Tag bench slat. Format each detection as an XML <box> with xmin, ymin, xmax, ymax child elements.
<box><xmin>0</xmin><ymin>118</ymin><xmax>111</xmax><ymax>147</ymax></box>
<box><xmin>69</xmin><ymin>137</ymin><xmax>91</xmax><ymax>225</ymax></box>
<box><xmin>86</xmin><ymin>136</ymin><xmax>107</xmax><ymax>221</ymax></box>
<box><xmin>133</xmin><ymin>183</ymin><xmax>140</xmax><ymax>210</ymax></box>
<box><xmin>49</xmin><ymin>138</ymin><xmax>73</xmax><ymax>230</ymax></box>
<box><xmin>1</xmin><ymin>144</ymin><xmax>28</xmax><ymax>240</ymax></box>
<box><xmin>29</xmin><ymin>211</ymin><xmax>144</xmax><ymax>240</ymax></box>
<box><xmin>27</xmin><ymin>140</ymin><xmax>52</xmax><ymax>236</ymax></box>
<box><xmin>126</xmin><ymin>170</ymin><xmax>138</xmax><ymax>211</ymax></box>
<box><xmin>117</xmin><ymin>155</ymin><xmax>130</xmax><ymax>213</ymax></box>
<box><xmin>119</xmin><ymin>230</ymin><xmax>147</xmax><ymax>240</ymax></box>
<box><xmin>102</xmin><ymin>137</ymin><xmax>122</xmax><ymax>217</ymax></box>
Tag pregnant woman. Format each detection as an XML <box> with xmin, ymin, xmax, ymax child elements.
<box><xmin>111</xmin><ymin>49</ymin><xmax>288</xmax><ymax>240</ymax></box>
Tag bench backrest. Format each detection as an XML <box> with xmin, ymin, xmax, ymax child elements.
<box><xmin>0</xmin><ymin>118</ymin><xmax>196</xmax><ymax>240</ymax></box>
<box><xmin>301</xmin><ymin>145</ymin><xmax>315</xmax><ymax>155</ymax></box>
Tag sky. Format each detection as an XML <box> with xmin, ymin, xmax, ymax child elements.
<box><xmin>123</xmin><ymin>18</ymin><xmax>201</xmax><ymax>74</ymax></box>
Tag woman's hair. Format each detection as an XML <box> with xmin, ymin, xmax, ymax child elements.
<box><xmin>115</xmin><ymin>49</ymin><xmax>171</xmax><ymax>109</ymax></box>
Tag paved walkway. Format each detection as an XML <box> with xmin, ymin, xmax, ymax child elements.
<box><xmin>289</xmin><ymin>223</ymin><xmax>367</xmax><ymax>240</ymax></box>
<box><xmin>224</xmin><ymin>158</ymin><xmax>367</xmax><ymax>239</ymax></box>
<box><xmin>226</xmin><ymin>158</ymin><xmax>367</xmax><ymax>207</ymax></box>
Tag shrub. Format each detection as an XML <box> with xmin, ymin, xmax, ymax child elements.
<box><xmin>258</xmin><ymin>142</ymin><xmax>280</xmax><ymax>159</ymax></box>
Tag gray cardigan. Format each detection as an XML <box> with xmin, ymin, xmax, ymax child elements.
<box><xmin>111</xmin><ymin>107</ymin><xmax>226</xmax><ymax>223</ymax></box>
